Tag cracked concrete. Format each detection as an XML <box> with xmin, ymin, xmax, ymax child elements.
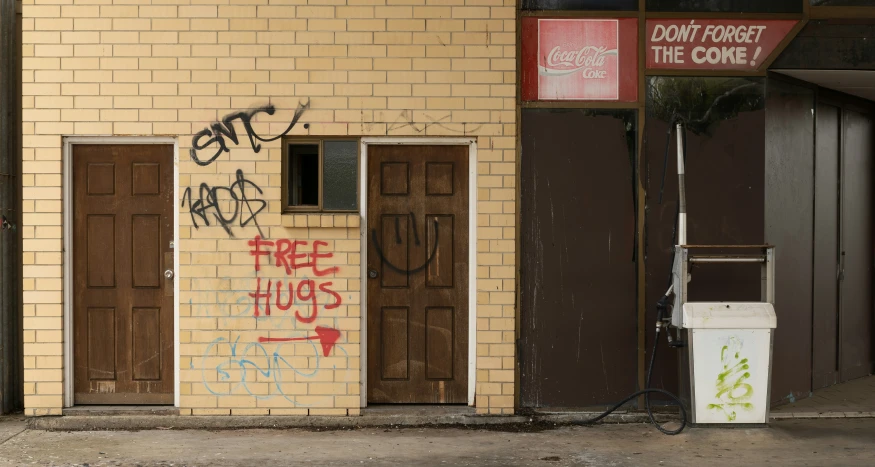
<box><xmin>2</xmin><ymin>417</ymin><xmax>875</xmax><ymax>466</ymax></box>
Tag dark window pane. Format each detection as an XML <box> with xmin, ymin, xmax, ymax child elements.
<box><xmin>322</xmin><ymin>140</ymin><xmax>358</xmax><ymax>211</ymax></box>
<box><xmin>812</xmin><ymin>0</ymin><xmax>875</xmax><ymax>5</ymax></box>
<box><xmin>522</xmin><ymin>0</ymin><xmax>637</xmax><ymax>10</ymax></box>
<box><xmin>288</xmin><ymin>144</ymin><xmax>319</xmax><ymax>207</ymax></box>
<box><xmin>647</xmin><ymin>0</ymin><xmax>801</xmax><ymax>12</ymax></box>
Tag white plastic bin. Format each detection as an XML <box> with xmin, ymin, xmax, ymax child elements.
<box><xmin>682</xmin><ymin>302</ymin><xmax>777</xmax><ymax>424</ymax></box>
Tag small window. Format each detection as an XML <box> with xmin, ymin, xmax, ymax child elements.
<box><xmin>283</xmin><ymin>139</ymin><xmax>359</xmax><ymax>212</ymax></box>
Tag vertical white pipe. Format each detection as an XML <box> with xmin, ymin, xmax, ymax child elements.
<box><xmin>676</xmin><ymin>122</ymin><xmax>687</xmax><ymax>246</ymax></box>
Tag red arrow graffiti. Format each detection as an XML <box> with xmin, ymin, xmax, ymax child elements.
<box><xmin>258</xmin><ymin>326</ymin><xmax>341</xmax><ymax>357</ymax></box>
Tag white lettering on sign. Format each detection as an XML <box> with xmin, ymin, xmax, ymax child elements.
<box><xmin>646</xmin><ymin>19</ymin><xmax>797</xmax><ymax>70</ymax></box>
<box><xmin>541</xmin><ymin>45</ymin><xmax>616</xmax><ymax>81</ymax></box>
<box><xmin>546</xmin><ymin>46</ymin><xmax>609</xmax><ymax>70</ymax></box>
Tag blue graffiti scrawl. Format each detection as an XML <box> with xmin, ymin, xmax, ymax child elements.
<box><xmin>201</xmin><ymin>336</ymin><xmax>350</xmax><ymax>406</ymax></box>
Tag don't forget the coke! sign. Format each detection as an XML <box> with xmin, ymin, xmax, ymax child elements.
<box><xmin>538</xmin><ymin>19</ymin><xmax>619</xmax><ymax>100</ymax></box>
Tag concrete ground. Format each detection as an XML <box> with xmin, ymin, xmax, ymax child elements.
<box><xmin>772</xmin><ymin>375</ymin><xmax>875</xmax><ymax>415</ymax></box>
<box><xmin>2</xmin><ymin>417</ymin><xmax>875</xmax><ymax>466</ymax></box>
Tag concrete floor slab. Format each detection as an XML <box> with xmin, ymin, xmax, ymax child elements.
<box><xmin>772</xmin><ymin>375</ymin><xmax>875</xmax><ymax>415</ymax></box>
<box><xmin>2</xmin><ymin>418</ymin><xmax>875</xmax><ymax>466</ymax></box>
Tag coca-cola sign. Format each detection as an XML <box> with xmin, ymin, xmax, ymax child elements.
<box><xmin>538</xmin><ymin>19</ymin><xmax>619</xmax><ymax>100</ymax></box>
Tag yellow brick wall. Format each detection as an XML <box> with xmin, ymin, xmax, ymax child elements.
<box><xmin>22</xmin><ymin>0</ymin><xmax>517</xmax><ymax>416</ymax></box>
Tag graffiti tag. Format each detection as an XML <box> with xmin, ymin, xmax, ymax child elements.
<box><xmin>190</xmin><ymin>99</ymin><xmax>310</xmax><ymax>166</ymax></box>
<box><xmin>182</xmin><ymin>169</ymin><xmax>266</xmax><ymax>238</ymax></box>
<box><xmin>707</xmin><ymin>337</ymin><xmax>754</xmax><ymax>421</ymax></box>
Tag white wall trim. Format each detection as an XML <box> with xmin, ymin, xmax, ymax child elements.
<box><xmin>62</xmin><ymin>136</ymin><xmax>180</xmax><ymax>408</ymax></box>
<box><xmin>358</xmin><ymin>137</ymin><xmax>478</xmax><ymax>407</ymax></box>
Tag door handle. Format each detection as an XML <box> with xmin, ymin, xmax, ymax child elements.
<box><xmin>838</xmin><ymin>251</ymin><xmax>846</xmax><ymax>281</ymax></box>
<box><xmin>164</xmin><ymin>269</ymin><xmax>174</xmax><ymax>279</ymax></box>
<box><xmin>368</xmin><ymin>269</ymin><xmax>378</xmax><ymax>279</ymax></box>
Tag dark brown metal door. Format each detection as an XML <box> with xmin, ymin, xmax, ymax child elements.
<box><xmin>812</xmin><ymin>103</ymin><xmax>875</xmax><ymax>388</ymax></box>
<box><xmin>73</xmin><ymin>144</ymin><xmax>174</xmax><ymax>404</ymax></box>
<box><xmin>839</xmin><ymin>109</ymin><xmax>874</xmax><ymax>382</ymax></box>
<box><xmin>812</xmin><ymin>103</ymin><xmax>841</xmax><ymax>390</ymax></box>
<box><xmin>520</xmin><ymin>109</ymin><xmax>637</xmax><ymax>408</ymax></box>
<box><xmin>366</xmin><ymin>145</ymin><xmax>468</xmax><ymax>404</ymax></box>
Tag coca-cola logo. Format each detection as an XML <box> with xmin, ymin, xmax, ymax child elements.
<box><xmin>546</xmin><ymin>45</ymin><xmax>609</xmax><ymax>69</ymax></box>
<box><xmin>539</xmin><ymin>42</ymin><xmax>617</xmax><ymax>80</ymax></box>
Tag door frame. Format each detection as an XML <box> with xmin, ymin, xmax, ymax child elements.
<box><xmin>62</xmin><ymin>136</ymin><xmax>180</xmax><ymax>408</ymax></box>
<box><xmin>359</xmin><ymin>137</ymin><xmax>478</xmax><ymax>407</ymax></box>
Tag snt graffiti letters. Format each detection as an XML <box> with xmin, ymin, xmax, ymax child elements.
<box><xmin>190</xmin><ymin>100</ymin><xmax>310</xmax><ymax>167</ymax></box>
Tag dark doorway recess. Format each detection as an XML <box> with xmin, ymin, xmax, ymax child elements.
<box><xmin>520</xmin><ymin>108</ymin><xmax>638</xmax><ymax>408</ymax></box>
<box><xmin>644</xmin><ymin>77</ymin><xmax>766</xmax><ymax>397</ymax></box>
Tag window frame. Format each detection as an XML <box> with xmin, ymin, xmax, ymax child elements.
<box><xmin>281</xmin><ymin>137</ymin><xmax>361</xmax><ymax>214</ymax></box>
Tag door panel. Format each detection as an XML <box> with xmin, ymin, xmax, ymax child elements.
<box><xmin>840</xmin><ymin>110</ymin><xmax>875</xmax><ymax>382</ymax></box>
<box><xmin>812</xmin><ymin>103</ymin><xmax>841</xmax><ymax>390</ymax></box>
<box><xmin>520</xmin><ymin>109</ymin><xmax>637</xmax><ymax>408</ymax></box>
<box><xmin>367</xmin><ymin>145</ymin><xmax>469</xmax><ymax>404</ymax></box>
<box><xmin>73</xmin><ymin>144</ymin><xmax>175</xmax><ymax>404</ymax></box>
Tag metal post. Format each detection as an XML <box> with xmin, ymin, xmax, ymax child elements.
<box><xmin>676</xmin><ymin>122</ymin><xmax>687</xmax><ymax>246</ymax></box>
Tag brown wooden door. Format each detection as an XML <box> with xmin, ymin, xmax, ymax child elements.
<box><xmin>367</xmin><ymin>145</ymin><xmax>469</xmax><ymax>404</ymax></box>
<box><xmin>73</xmin><ymin>144</ymin><xmax>175</xmax><ymax>404</ymax></box>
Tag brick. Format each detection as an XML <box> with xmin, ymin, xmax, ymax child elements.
<box><xmin>153</xmin><ymin>19</ymin><xmax>190</xmax><ymax>32</ymax></box>
<box><xmin>113</xmin><ymin>18</ymin><xmax>150</xmax><ymax>31</ymax></box>
<box><xmin>141</xmin><ymin>32</ymin><xmax>180</xmax><ymax>44</ymax></box>
<box><xmin>101</xmin><ymin>6</ymin><xmax>138</xmax><ymax>18</ymax></box>
<box><xmin>73</xmin><ymin>18</ymin><xmax>112</xmax><ymax>31</ymax></box>
<box><xmin>35</xmin><ymin>18</ymin><xmax>73</xmax><ymax>31</ymax></box>
<box><xmin>179</xmin><ymin>6</ymin><xmax>218</xmax><ymax>18</ymax></box>
<box><xmin>139</xmin><ymin>6</ymin><xmax>178</xmax><ymax>18</ymax></box>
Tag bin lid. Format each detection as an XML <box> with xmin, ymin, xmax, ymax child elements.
<box><xmin>681</xmin><ymin>302</ymin><xmax>777</xmax><ymax>329</ymax></box>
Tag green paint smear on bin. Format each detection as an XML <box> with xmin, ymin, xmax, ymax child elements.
<box><xmin>710</xmin><ymin>338</ymin><xmax>755</xmax><ymax>421</ymax></box>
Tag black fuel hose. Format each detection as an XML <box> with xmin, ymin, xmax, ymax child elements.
<box><xmin>571</xmin><ymin>117</ymin><xmax>689</xmax><ymax>435</ymax></box>
<box><xmin>570</xmin><ymin>307</ymin><xmax>687</xmax><ymax>435</ymax></box>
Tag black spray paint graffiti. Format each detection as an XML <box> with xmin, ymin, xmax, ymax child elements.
<box><xmin>371</xmin><ymin>214</ymin><xmax>440</xmax><ymax>274</ymax></box>
<box><xmin>190</xmin><ymin>99</ymin><xmax>311</xmax><ymax>166</ymax></box>
<box><xmin>182</xmin><ymin>169</ymin><xmax>266</xmax><ymax>238</ymax></box>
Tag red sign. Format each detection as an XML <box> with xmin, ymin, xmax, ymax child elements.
<box><xmin>538</xmin><ymin>19</ymin><xmax>619</xmax><ymax>100</ymax></box>
<box><xmin>521</xmin><ymin>17</ymin><xmax>638</xmax><ymax>102</ymax></box>
<box><xmin>646</xmin><ymin>19</ymin><xmax>798</xmax><ymax>71</ymax></box>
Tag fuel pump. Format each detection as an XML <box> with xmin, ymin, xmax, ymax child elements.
<box><xmin>659</xmin><ymin>120</ymin><xmax>778</xmax><ymax>426</ymax></box>
<box><xmin>573</xmin><ymin>119</ymin><xmax>777</xmax><ymax>434</ymax></box>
